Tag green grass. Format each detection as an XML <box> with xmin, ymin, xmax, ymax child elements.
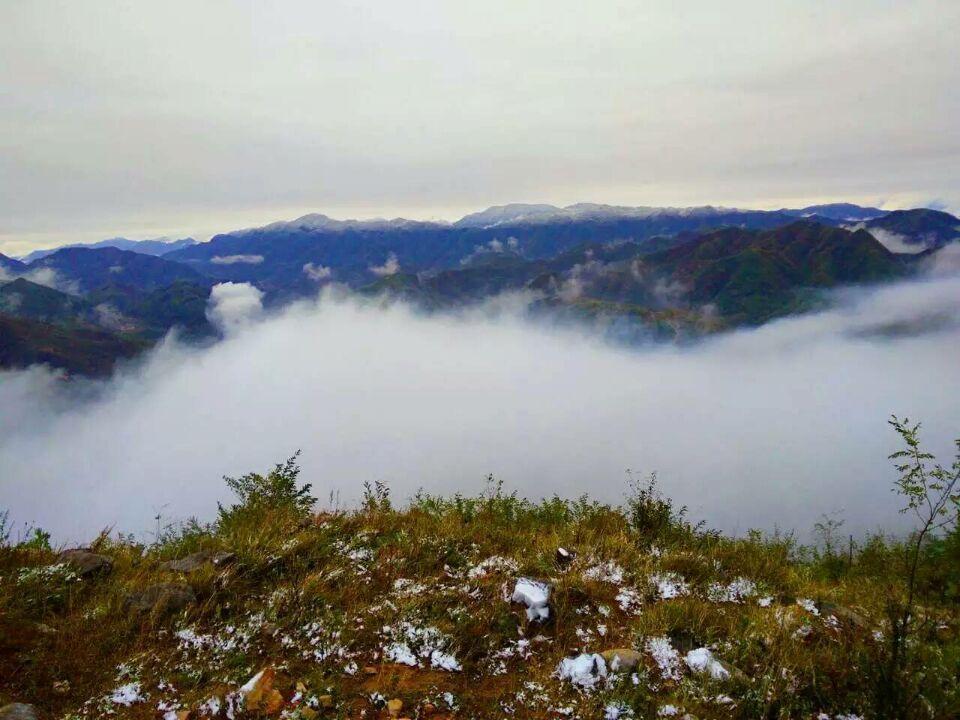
<box><xmin>0</xmin><ymin>465</ymin><xmax>958</xmax><ymax>719</ymax></box>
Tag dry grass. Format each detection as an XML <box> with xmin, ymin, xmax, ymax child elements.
<box><xmin>0</xmin><ymin>479</ymin><xmax>958</xmax><ymax>719</ymax></box>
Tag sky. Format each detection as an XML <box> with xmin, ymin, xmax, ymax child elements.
<box><xmin>2</xmin><ymin>0</ymin><xmax>959</xmax><ymax>255</ymax></box>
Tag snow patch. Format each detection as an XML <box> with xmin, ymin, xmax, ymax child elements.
<box><xmin>511</xmin><ymin>578</ymin><xmax>551</xmax><ymax>622</ymax></box>
<box><xmin>556</xmin><ymin>653</ymin><xmax>607</xmax><ymax>690</ymax></box>
<box><xmin>685</xmin><ymin>647</ymin><xmax>730</xmax><ymax>679</ymax></box>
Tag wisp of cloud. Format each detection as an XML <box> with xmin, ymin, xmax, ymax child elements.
<box><xmin>1</xmin><ymin>274</ymin><xmax>959</xmax><ymax>543</ymax></box>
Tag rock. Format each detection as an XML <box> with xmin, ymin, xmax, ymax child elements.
<box><xmin>161</xmin><ymin>550</ymin><xmax>235</xmax><ymax>573</ymax></box>
<box><xmin>240</xmin><ymin>668</ymin><xmax>283</xmax><ymax>714</ymax></box>
<box><xmin>387</xmin><ymin>699</ymin><xmax>403</xmax><ymax>717</ymax></box>
<box><xmin>0</xmin><ymin>704</ymin><xmax>38</xmax><ymax>720</ymax></box>
<box><xmin>125</xmin><ymin>583</ymin><xmax>196</xmax><ymax>615</ymax></box>
<box><xmin>52</xmin><ymin>679</ymin><xmax>70</xmax><ymax>694</ymax></box>
<box><xmin>555</xmin><ymin>547</ymin><xmax>576</xmax><ymax>567</ymax></box>
<box><xmin>58</xmin><ymin>548</ymin><xmax>112</xmax><ymax>577</ymax></box>
<box><xmin>819</xmin><ymin>602</ymin><xmax>869</xmax><ymax>631</ymax></box>
<box><xmin>600</xmin><ymin>648</ymin><xmax>643</xmax><ymax>671</ymax></box>
<box><xmin>718</xmin><ymin>659</ymin><xmax>748</xmax><ymax>682</ymax></box>
<box><xmin>317</xmin><ymin>694</ymin><xmax>334</xmax><ymax>709</ymax></box>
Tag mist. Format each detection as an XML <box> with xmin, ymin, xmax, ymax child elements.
<box><xmin>1</xmin><ymin>273</ymin><xmax>959</xmax><ymax>543</ymax></box>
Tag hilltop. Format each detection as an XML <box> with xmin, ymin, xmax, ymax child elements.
<box><xmin>2</xmin><ymin>423</ymin><xmax>958</xmax><ymax>720</ymax></box>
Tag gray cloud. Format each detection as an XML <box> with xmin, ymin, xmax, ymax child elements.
<box><xmin>1</xmin><ymin>1</ymin><xmax>959</xmax><ymax>253</ymax></box>
<box><xmin>1</xmin><ymin>274</ymin><xmax>958</xmax><ymax>543</ymax></box>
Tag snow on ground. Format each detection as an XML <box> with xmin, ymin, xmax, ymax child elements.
<box><xmin>646</xmin><ymin>636</ymin><xmax>682</xmax><ymax>680</ymax></box>
<box><xmin>556</xmin><ymin>653</ymin><xmax>608</xmax><ymax>690</ymax></box>
<box><xmin>583</xmin><ymin>560</ymin><xmax>626</xmax><ymax>584</ymax></box>
<box><xmin>707</xmin><ymin>577</ymin><xmax>757</xmax><ymax>603</ymax></box>
<box><xmin>512</xmin><ymin>578</ymin><xmax>551</xmax><ymax>621</ymax></box>
<box><xmin>467</xmin><ymin>555</ymin><xmax>519</xmax><ymax>579</ymax></box>
<box><xmin>109</xmin><ymin>682</ymin><xmax>146</xmax><ymax>706</ymax></box>
<box><xmin>381</xmin><ymin>622</ymin><xmax>462</xmax><ymax>671</ymax></box>
<box><xmin>615</xmin><ymin>587</ymin><xmax>643</xmax><ymax>614</ymax></box>
<box><xmin>649</xmin><ymin>573</ymin><xmax>689</xmax><ymax>600</ymax></box>
<box><xmin>684</xmin><ymin>647</ymin><xmax>730</xmax><ymax>679</ymax></box>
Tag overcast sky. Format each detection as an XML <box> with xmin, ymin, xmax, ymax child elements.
<box><xmin>2</xmin><ymin>0</ymin><xmax>958</xmax><ymax>255</ymax></box>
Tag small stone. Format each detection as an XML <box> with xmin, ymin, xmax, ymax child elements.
<box><xmin>600</xmin><ymin>648</ymin><xmax>643</xmax><ymax>671</ymax></box>
<box><xmin>161</xmin><ymin>550</ymin><xmax>235</xmax><ymax>573</ymax></box>
<box><xmin>52</xmin><ymin>679</ymin><xmax>70</xmax><ymax>694</ymax></box>
<box><xmin>387</xmin><ymin>698</ymin><xmax>403</xmax><ymax>717</ymax></box>
<box><xmin>0</xmin><ymin>704</ymin><xmax>38</xmax><ymax>720</ymax></box>
<box><xmin>58</xmin><ymin>548</ymin><xmax>112</xmax><ymax>577</ymax></box>
<box><xmin>819</xmin><ymin>602</ymin><xmax>869</xmax><ymax>631</ymax></box>
<box><xmin>317</xmin><ymin>694</ymin><xmax>334</xmax><ymax>709</ymax></box>
<box><xmin>212</xmin><ymin>551</ymin><xmax>236</xmax><ymax>567</ymax></box>
<box><xmin>555</xmin><ymin>547</ymin><xmax>576</xmax><ymax>566</ymax></box>
<box><xmin>125</xmin><ymin>582</ymin><xmax>196</xmax><ymax>616</ymax></box>
<box><xmin>718</xmin><ymin>659</ymin><xmax>747</xmax><ymax>682</ymax></box>
<box><xmin>241</xmin><ymin>668</ymin><xmax>283</xmax><ymax>714</ymax></box>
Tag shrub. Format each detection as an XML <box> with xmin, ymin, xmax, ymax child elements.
<box><xmin>217</xmin><ymin>451</ymin><xmax>315</xmax><ymax>530</ymax></box>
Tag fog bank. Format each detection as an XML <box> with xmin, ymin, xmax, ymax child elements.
<box><xmin>2</xmin><ymin>276</ymin><xmax>959</xmax><ymax>542</ymax></box>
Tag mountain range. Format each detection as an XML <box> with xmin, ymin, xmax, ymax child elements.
<box><xmin>19</xmin><ymin>236</ymin><xmax>196</xmax><ymax>264</ymax></box>
<box><xmin>0</xmin><ymin>203</ymin><xmax>956</xmax><ymax>375</ymax></box>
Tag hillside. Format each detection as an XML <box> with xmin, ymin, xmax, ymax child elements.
<box><xmin>636</xmin><ymin>222</ymin><xmax>906</xmax><ymax>323</ymax></box>
<box><xmin>0</xmin><ymin>279</ymin><xmax>90</xmax><ymax>324</ymax></box>
<box><xmin>1</xmin><ymin>437</ymin><xmax>958</xmax><ymax>720</ymax></box>
<box><xmin>30</xmin><ymin>247</ymin><xmax>206</xmax><ymax>294</ymax></box>
<box><xmin>164</xmin><ymin>207</ymin><xmax>807</xmax><ymax>291</ymax></box>
<box><xmin>0</xmin><ymin>313</ymin><xmax>146</xmax><ymax>376</ymax></box>
<box><xmin>862</xmin><ymin>209</ymin><xmax>960</xmax><ymax>249</ymax></box>
<box><xmin>371</xmin><ymin>221</ymin><xmax>909</xmax><ymax>327</ymax></box>
<box><xmin>0</xmin><ymin>253</ymin><xmax>26</xmax><ymax>274</ymax></box>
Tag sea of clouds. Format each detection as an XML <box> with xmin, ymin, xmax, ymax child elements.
<box><xmin>1</xmin><ymin>266</ymin><xmax>959</xmax><ymax>543</ymax></box>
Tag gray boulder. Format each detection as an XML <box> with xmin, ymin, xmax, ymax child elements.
<box><xmin>125</xmin><ymin>583</ymin><xmax>196</xmax><ymax>616</ymax></box>
<box><xmin>57</xmin><ymin>548</ymin><xmax>112</xmax><ymax>577</ymax></box>
<box><xmin>161</xmin><ymin>550</ymin><xmax>235</xmax><ymax>573</ymax></box>
<box><xmin>600</xmin><ymin>648</ymin><xmax>643</xmax><ymax>671</ymax></box>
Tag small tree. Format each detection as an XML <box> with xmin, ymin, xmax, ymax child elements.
<box><xmin>877</xmin><ymin>416</ymin><xmax>960</xmax><ymax>718</ymax></box>
<box><xmin>218</xmin><ymin>451</ymin><xmax>315</xmax><ymax>527</ymax></box>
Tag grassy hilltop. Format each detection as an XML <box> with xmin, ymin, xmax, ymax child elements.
<box><xmin>1</xmin><ymin>423</ymin><xmax>958</xmax><ymax>720</ymax></box>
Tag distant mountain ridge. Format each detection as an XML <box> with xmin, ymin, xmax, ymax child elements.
<box><xmin>30</xmin><ymin>246</ymin><xmax>206</xmax><ymax>294</ymax></box>
<box><xmin>858</xmin><ymin>209</ymin><xmax>960</xmax><ymax>250</ymax></box>
<box><xmin>2</xmin><ymin>201</ymin><xmax>956</xmax><ymax>376</ymax></box>
<box><xmin>20</xmin><ymin>236</ymin><xmax>196</xmax><ymax>263</ymax></box>
<box><xmin>0</xmin><ymin>252</ymin><xmax>26</xmax><ymax>274</ymax></box>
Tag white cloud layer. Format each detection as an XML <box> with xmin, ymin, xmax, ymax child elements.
<box><xmin>1</xmin><ymin>274</ymin><xmax>959</xmax><ymax>543</ymax></box>
<box><xmin>205</xmin><ymin>281</ymin><xmax>264</xmax><ymax>334</ymax></box>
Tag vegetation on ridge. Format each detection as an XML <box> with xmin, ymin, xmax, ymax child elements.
<box><xmin>0</xmin><ymin>421</ymin><xmax>958</xmax><ymax>719</ymax></box>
